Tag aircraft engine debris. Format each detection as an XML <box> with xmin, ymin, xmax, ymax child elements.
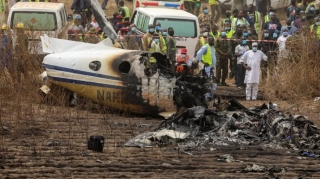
<box><xmin>126</xmin><ymin>100</ymin><xmax>320</xmax><ymax>152</ymax></box>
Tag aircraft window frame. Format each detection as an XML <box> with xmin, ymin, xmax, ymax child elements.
<box><xmin>89</xmin><ymin>61</ymin><xmax>101</xmax><ymax>71</ymax></box>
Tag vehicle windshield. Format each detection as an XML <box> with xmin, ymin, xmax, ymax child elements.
<box><xmin>154</xmin><ymin>18</ymin><xmax>197</xmax><ymax>37</ymax></box>
<box><xmin>11</xmin><ymin>11</ymin><xmax>57</xmax><ymax>31</ymax></box>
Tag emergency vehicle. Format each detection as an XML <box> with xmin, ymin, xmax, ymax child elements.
<box><xmin>131</xmin><ymin>7</ymin><xmax>200</xmax><ymax>58</ymax></box>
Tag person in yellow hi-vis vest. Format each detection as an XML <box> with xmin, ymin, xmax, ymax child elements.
<box><xmin>210</xmin><ymin>24</ymin><xmax>220</xmax><ymax>41</ymax></box>
<box><xmin>160</xmin><ymin>28</ymin><xmax>167</xmax><ymax>55</ymax></box>
<box><xmin>195</xmin><ymin>27</ymin><xmax>210</xmax><ymax>58</ymax></box>
<box><xmin>196</xmin><ymin>36</ymin><xmax>216</xmax><ymax>77</ymax></box>
<box><xmin>310</xmin><ymin>16</ymin><xmax>320</xmax><ymax>38</ymax></box>
<box><xmin>247</xmin><ymin>4</ymin><xmax>262</xmax><ymax>32</ymax></box>
<box><xmin>208</xmin><ymin>0</ymin><xmax>221</xmax><ymax>24</ymax></box>
<box><xmin>118</xmin><ymin>0</ymin><xmax>130</xmax><ymax>22</ymax></box>
<box><xmin>149</xmin><ymin>34</ymin><xmax>161</xmax><ymax>63</ymax></box>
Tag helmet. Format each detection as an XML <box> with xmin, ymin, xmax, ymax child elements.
<box><xmin>181</xmin><ymin>48</ymin><xmax>187</xmax><ymax>54</ymax></box>
<box><xmin>1</xmin><ymin>24</ymin><xmax>9</xmax><ymax>30</ymax></box>
<box><xmin>16</xmin><ymin>22</ymin><xmax>24</xmax><ymax>29</ymax></box>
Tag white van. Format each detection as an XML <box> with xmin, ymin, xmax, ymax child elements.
<box><xmin>131</xmin><ymin>7</ymin><xmax>200</xmax><ymax>58</ymax></box>
<box><xmin>7</xmin><ymin>2</ymin><xmax>68</xmax><ymax>54</ymax></box>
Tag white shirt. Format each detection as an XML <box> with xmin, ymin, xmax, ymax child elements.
<box><xmin>277</xmin><ymin>35</ymin><xmax>291</xmax><ymax>59</ymax></box>
<box><xmin>239</xmin><ymin>50</ymin><xmax>268</xmax><ymax>84</ymax></box>
<box><xmin>235</xmin><ymin>45</ymin><xmax>250</xmax><ymax>64</ymax></box>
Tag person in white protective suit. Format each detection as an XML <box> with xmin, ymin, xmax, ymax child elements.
<box><xmin>239</xmin><ymin>42</ymin><xmax>268</xmax><ymax>101</ymax></box>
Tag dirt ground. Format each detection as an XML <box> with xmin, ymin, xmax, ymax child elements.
<box><xmin>1</xmin><ymin>1</ymin><xmax>320</xmax><ymax>179</ymax></box>
<box><xmin>1</xmin><ymin>84</ymin><xmax>320</xmax><ymax>179</ymax></box>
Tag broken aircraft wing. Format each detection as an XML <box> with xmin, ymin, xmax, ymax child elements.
<box><xmin>90</xmin><ymin>0</ymin><xmax>118</xmax><ymax>41</ymax></box>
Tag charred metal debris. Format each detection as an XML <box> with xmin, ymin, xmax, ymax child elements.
<box><xmin>126</xmin><ymin>100</ymin><xmax>320</xmax><ymax>152</ymax></box>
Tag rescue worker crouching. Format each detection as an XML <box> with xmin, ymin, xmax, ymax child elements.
<box><xmin>176</xmin><ymin>48</ymin><xmax>192</xmax><ymax>76</ymax></box>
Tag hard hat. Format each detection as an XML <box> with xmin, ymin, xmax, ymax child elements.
<box><xmin>181</xmin><ymin>48</ymin><xmax>187</xmax><ymax>54</ymax></box>
<box><xmin>16</xmin><ymin>22</ymin><xmax>24</xmax><ymax>29</ymax></box>
<box><xmin>1</xmin><ymin>24</ymin><xmax>9</xmax><ymax>30</ymax></box>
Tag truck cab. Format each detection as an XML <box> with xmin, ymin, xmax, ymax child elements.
<box><xmin>7</xmin><ymin>2</ymin><xmax>68</xmax><ymax>55</ymax></box>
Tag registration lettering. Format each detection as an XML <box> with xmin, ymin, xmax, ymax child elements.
<box><xmin>97</xmin><ymin>90</ymin><xmax>120</xmax><ymax>103</ymax></box>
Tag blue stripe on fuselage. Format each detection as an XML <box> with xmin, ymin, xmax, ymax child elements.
<box><xmin>43</xmin><ymin>63</ymin><xmax>121</xmax><ymax>81</ymax></box>
<box><xmin>49</xmin><ymin>76</ymin><xmax>126</xmax><ymax>89</ymax></box>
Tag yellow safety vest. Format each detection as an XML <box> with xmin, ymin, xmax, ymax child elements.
<box><xmin>0</xmin><ymin>0</ymin><xmax>5</xmax><ymax>13</ymax></box>
<box><xmin>200</xmin><ymin>37</ymin><xmax>206</xmax><ymax>46</ymax></box>
<box><xmin>119</xmin><ymin>6</ymin><xmax>130</xmax><ymax>21</ymax></box>
<box><xmin>226</xmin><ymin>30</ymin><xmax>233</xmax><ymax>38</ymax></box>
<box><xmin>210</xmin><ymin>31</ymin><xmax>220</xmax><ymax>41</ymax></box>
<box><xmin>99</xmin><ymin>32</ymin><xmax>105</xmax><ymax>40</ymax></box>
<box><xmin>310</xmin><ymin>24</ymin><xmax>320</xmax><ymax>38</ymax></box>
<box><xmin>264</xmin><ymin>15</ymin><xmax>270</xmax><ymax>23</ymax></box>
<box><xmin>249</xmin><ymin>11</ymin><xmax>261</xmax><ymax>32</ymax></box>
<box><xmin>202</xmin><ymin>44</ymin><xmax>213</xmax><ymax>66</ymax></box>
<box><xmin>208</xmin><ymin>0</ymin><xmax>218</xmax><ymax>5</ymax></box>
<box><xmin>160</xmin><ymin>36</ymin><xmax>167</xmax><ymax>53</ymax></box>
<box><xmin>149</xmin><ymin>42</ymin><xmax>161</xmax><ymax>63</ymax></box>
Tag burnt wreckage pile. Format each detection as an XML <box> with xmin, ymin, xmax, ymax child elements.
<box><xmin>126</xmin><ymin>100</ymin><xmax>320</xmax><ymax>152</ymax></box>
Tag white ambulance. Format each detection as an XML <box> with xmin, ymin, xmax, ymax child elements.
<box><xmin>7</xmin><ymin>2</ymin><xmax>69</xmax><ymax>55</ymax></box>
<box><xmin>131</xmin><ymin>7</ymin><xmax>200</xmax><ymax>58</ymax></box>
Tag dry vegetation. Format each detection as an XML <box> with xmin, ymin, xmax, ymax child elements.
<box><xmin>0</xmin><ymin>0</ymin><xmax>320</xmax><ymax>178</ymax></box>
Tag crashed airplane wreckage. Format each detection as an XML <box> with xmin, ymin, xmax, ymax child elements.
<box><xmin>126</xmin><ymin>100</ymin><xmax>320</xmax><ymax>152</ymax></box>
<box><xmin>39</xmin><ymin>35</ymin><xmax>215</xmax><ymax>116</ymax></box>
<box><xmin>39</xmin><ymin>0</ymin><xmax>215</xmax><ymax>115</ymax></box>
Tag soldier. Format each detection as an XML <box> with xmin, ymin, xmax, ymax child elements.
<box><xmin>198</xmin><ymin>5</ymin><xmax>214</xmax><ymax>31</ymax></box>
<box><xmin>83</xmin><ymin>27</ymin><xmax>100</xmax><ymax>44</ymax></box>
<box><xmin>126</xmin><ymin>24</ymin><xmax>142</xmax><ymax>50</ymax></box>
<box><xmin>166</xmin><ymin>27</ymin><xmax>176</xmax><ymax>73</ymax></box>
<box><xmin>194</xmin><ymin>0</ymin><xmax>201</xmax><ymax>16</ymax></box>
<box><xmin>215</xmin><ymin>29</ymin><xmax>230</xmax><ymax>86</ymax></box>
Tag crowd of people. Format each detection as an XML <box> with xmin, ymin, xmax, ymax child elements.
<box><xmin>1</xmin><ymin>0</ymin><xmax>320</xmax><ymax>100</ymax></box>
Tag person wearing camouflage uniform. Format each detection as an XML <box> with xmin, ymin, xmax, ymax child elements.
<box><xmin>198</xmin><ymin>5</ymin><xmax>215</xmax><ymax>31</ymax></box>
<box><xmin>83</xmin><ymin>27</ymin><xmax>100</xmax><ymax>44</ymax></box>
<box><xmin>215</xmin><ymin>29</ymin><xmax>230</xmax><ymax>86</ymax></box>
